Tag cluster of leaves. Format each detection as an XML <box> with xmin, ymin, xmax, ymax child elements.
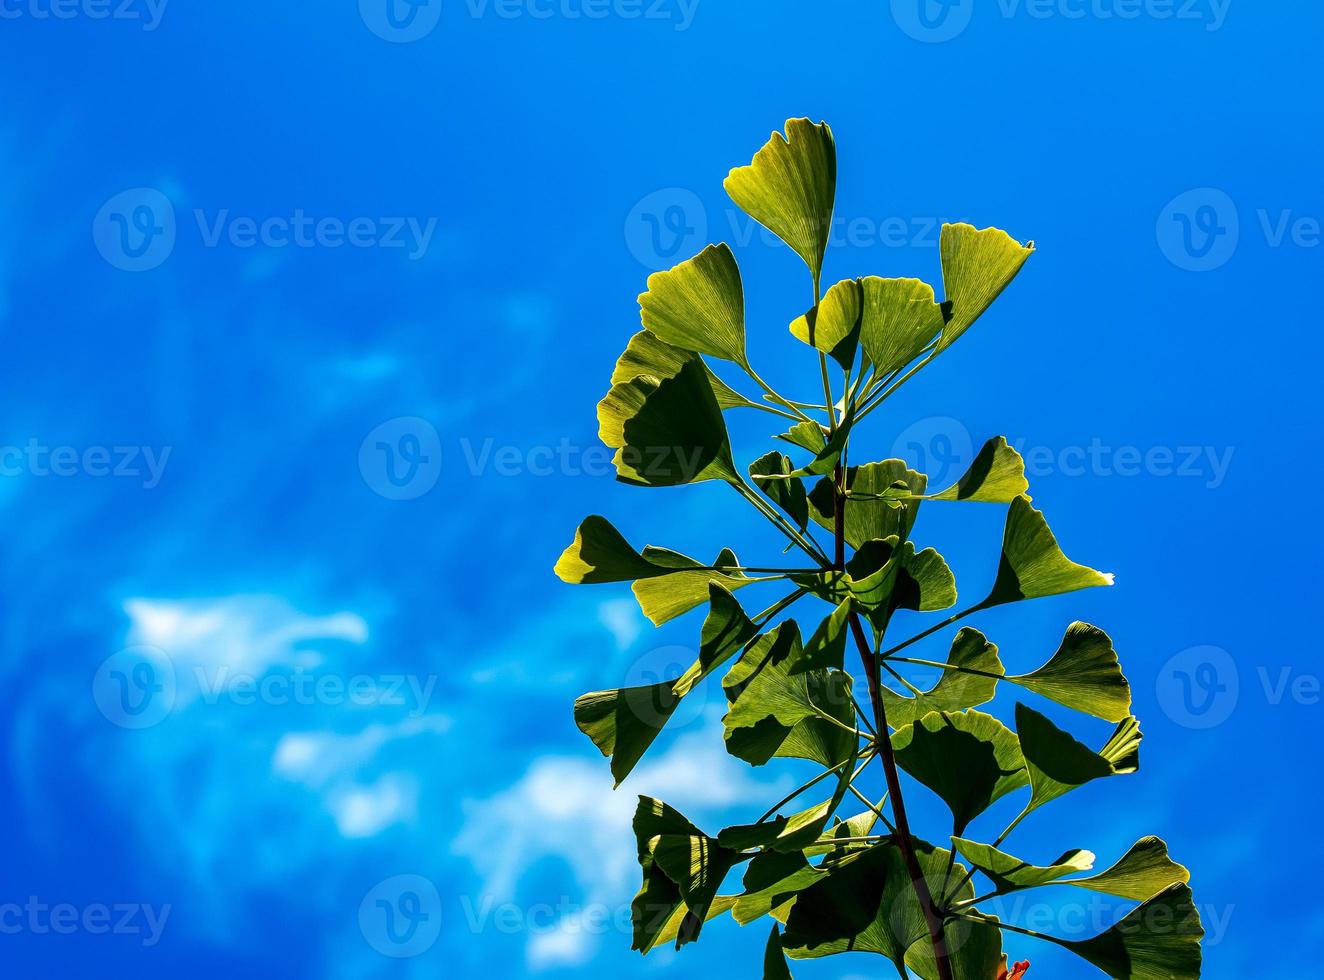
<box><xmin>555</xmin><ymin>119</ymin><xmax>1202</xmax><ymax>979</ymax></box>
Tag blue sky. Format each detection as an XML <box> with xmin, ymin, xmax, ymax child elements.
<box><xmin>1</xmin><ymin>1</ymin><xmax>1320</xmax><ymax>977</ymax></box>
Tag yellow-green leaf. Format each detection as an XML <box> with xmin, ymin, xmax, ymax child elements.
<box><xmin>612</xmin><ymin>329</ymin><xmax>758</xmax><ymax>410</ymax></box>
<box><xmin>790</xmin><ymin>278</ymin><xmax>862</xmax><ymax>370</ymax></box>
<box><xmin>937</xmin><ymin>223</ymin><xmax>1035</xmax><ymax>351</ymax></box>
<box><xmin>891</xmin><ymin>710</ymin><xmax>1028</xmax><ymax>834</ymax></box>
<box><xmin>928</xmin><ymin>436</ymin><xmax>1030</xmax><ymax>503</ymax></box>
<box><xmin>638</xmin><ymin>243</ymin><xmax>747</xmax><ymax>366</ymax></box>
<box><xmin>598</xmin><ymin>355</ymin><xmax>739</xmax><ymax>486</ymax></box>
<box><xmin>725</xmin><ymin>118</ymin><xmax>836</xmax><ymax>283</ymax></box>
<box><xmin>985</xmin><ymin>496</ymin><xmax>1114</xmax><ymax>606</ymax></box>
<box><xmin>950</xmin><ymin>837</ymin><xmax>1096</xmax><ymax>895</ymax></box>
<box><xmin>1007</xmin><ymin>622</ymin><xmax>1133</xmax><ymax>723</ymax></box>
<box><xmin>1015</xmin><ymin>703</ymin><xmax>1141</xmax><ymax>814</ymax></box>
<box><xmin>881</xmin><ymin>628</ymin><xmax>1004</xmax><ymax>728</ymax></box>
<box><xmin>1051</xmin><ymin>883</ymin><xmax>1204</xmax><ymax>979</ymax></box>
<box><xmin>858</xmin><ymin>276</ymin><xmax>945</xmax><ymax>378</ymax></box>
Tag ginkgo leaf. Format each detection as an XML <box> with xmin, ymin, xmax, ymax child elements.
<box><xmin>632</xmin><ymin>547</ymin><xmax>767</xmax><ymax>626</ymax></box>
<box><xmin>891</xmin><ymin>710</ymin><xmax>1028</xmax><ymax>834</ymax></box>
<box><xmin>857</xmin><ymin>276</ymin><xmax>945</xmax><ymax>378</ymax></box>
<box><xmin>928</xmin><ymin>436</ymin><xmax>1030</xmax><ymax>503</ymax></box>
<box><xmin>575</xmin><ymin>681</ymin><xmax>684</xmax><ymax>787</ymax></box>
<box><xmin>576</xmin><ymin>584</ymin><xmax>758</xmax><ymax>784</ymax></box>
<box><xmin>783</xmin><ymin>839</ymin><xmax>996</xmax><ymax>979</ymax></box>
<box><xmin>937</xmin><ymin>223</ymin><xmax>1035</xmax><ymax>352</ymax></box>
<box><xmin>751</xmin><ymin>452</ymin><xmax>810</xmax><ymax>531</ymax></box>
<box><xmin>598</xmin><ymin>355</ymin><xmax>740</xmax><ymax>486</ymax></box>
<box><xmin>905</xmin><ymin>913</ymin><xmax>1004</xmax><ymax>980</ymax></box>
<box><xmin>638</xmin><ymin>243</ymin><xmax>747</xmax><ymax>367</ymax></box>
<box><xmin>985</xmin><ymin>496</ymin><xmax>1114</xmax><ymax>606</ymax></box>
<box><xmin>794</xmin><ymin>598</ymin><xmax>852</xmax><ymax>674</ymax></box>
<box><xmin>1050</xmin><ymin>883</ymin><xmax>1204</xmax><ymax>980</ymax></box>
<box><xmin>790</xmin><ymin>278</ymin><xmax>862</xmax><ymax>370</ymax></box>
<box><xmin>677</xmin><ymin>583</ymin><xmax>761</xmax><ymax>694</ymax></box>
<box><xmin>809</xmin><ymin>461</ymin><xmax>928</xmax><ymax>548</ymax></box>
<box><xmin>554</xmin><ymin>515</ymin><xmax>670</xmax><ymax>584</ymax></box>
<box><xmin>633</xmin><ymin>797</ymin><xmax>741</xmax><ymax>950</ymax></box>
<box><xmin>728</xmin><ymin>814</ymin><xmax>877</xmax><ymax>927</ymax></box>
<box><xmin>847</xmin><ymin>539</ymin><xmax>957</xmax><ymax>633</ymax></box>
<box><xmin>612</xmin><ymin>329</ymin><xmax>758</xmax><ymax>410</ymax></box>
<box><xmin>725</xmin><ymin>118</ymin><xmax>836</xmax><ymax>283</ymax></box>
<box><xmin>1007</xmin><ymin>622</ymin><xmax>1133</xmax><ymax>723</ymax></box>
<box><xmin>951</xmin><ymin>837</ymin><xmax>1097</xmax><ymax>895</ymax></box>
<box><xmin>881</xmin><ymin>628</ymin><xmax>1005</xmax><ymax>729</ymax></box>
<box><xmin>774</xmin><ymin>409</ymin><xmax>856</xmax><ymax>479</ymax></box>
<box><xmin>765</xmin><ymin>925</ymin><xmax>795</xmax><ymax>980</ymax></box>
<box><xmin>777</xmin><ymin>420</ymin><xmax>828</xmax><ymax>455</ymax></box>
<box><xmin>723</xmin><ymin>623</ymin><xmax>857</xmax><ymax>768</ymax></box>
<box><xmin>1015</xmin><ymin>703</ymin><xmax>1141</xmax><ymax>813</ymax></box>
<box><xmin>1064</xmin><ymin>837</ymin><xmax>1191</xmax><ymax>902</ymax></box>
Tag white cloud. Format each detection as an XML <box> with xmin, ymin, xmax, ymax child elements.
<box><xmin>453</xmin><ymin>713</ymin><xmax>789</xmax><ymax>970</ymax></box>
<box><xmin>596</xmin><ymin>598</ymin><xmax>643</xmax><ymax>651</ymax></box>
<box><xmin>123</xmin><ymin>594</ymin><xmax>369</xmax><ymax>705</ymax></box>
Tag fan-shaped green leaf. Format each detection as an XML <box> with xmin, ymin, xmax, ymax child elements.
<box><xmin>985</xmin><ymin>496</ymin><xmax>1114</xmax><ymax>606</ymax></box>
<box><xmin>612</xmin><ymin>329</ymin><xmax>758</xmax><ymax>410</ymax></box>
<box><xmin>751</xmin><ymin>452</ymin><xmax>810</xmax><ymax>532</ymax></box>
<box><xmin>632</xmin><ymin>797</ymin><xmax>741</xmax><ymax>950</ymax></box>
<box><xmin>574</xmin><ymin>682</ymin><xmax>683</xmax><ymax>787</ymax></box>
<box><xmin>857</xmin><ymin>276</ymin><xmax>945</xmax><ymax>378</ymax></box>
<box><xmin>929</xmin><ymin>436</ymin><xmax>1030</xmax><ymax>503</ymax></box>
<box><xmin>790</xmin><ymin>278</ymin><xmax>862</xmax><ymax>370</ymax></box>
<box><xmin>598</xmin><ymin>355</ymin><xmax>739</xmax><ymax>487</ymax></box>
<box><xmin>725</xmin><ymin>118</ymin><xmax>836</xmax><ymax>283</ymax></box>
<box><xmin>905</xmin><ymin>914</ymin><xmax>1004</xmax><ymax>980</ymax></box>
<box><xmin>1065</xmin><ymin>837</ymin><xmax>1190</xmax><ymax>902</ymax></box>
<box><xmin>783</xmin><ymin>839</ymin><xmax>993</xmax><ymax>978</ymax></box>
<box><xmin>951</xmin><ymin>837</ymin><xmax>1096</xmax><ymax>895</ymax></box>
<box><xmin>794</xmin><ymin>598</ymin><xmax>852</xmax><ymax>674</ymax></box>
<box><xmin>777</xmin><ymin>420</ymin><xmax>828</xmax><ymax>455</ymax></box>
<box><xmin>554</xmin><ymin>515</ymin><xmax>669</xmax><ymax>585</ymax></box>
<box><xmin>809</xmin><ymin>461</ymin><xmax>928</xmax><ymax>549</ymax></box>
<box><xmin>575</xmin><ymin>584</ymin><xmax>758</xmax><ymax>783</ymax></box>
<box><xmin>848</xmin><ymin>539</ymin><xmax>957</xmax><ymax>633</ymax></box>
<box><xmin>638</xmin><ymin>243</ymin><xmax>747</xmax><ymax>366</ymax></box>
<box><xmin>632</xmin><ymin>547</ymin><xmax>766</xmax><ymax>626</ymax></box>
<box><xmin>1051</xmin><ymin>883</ymin><xmax>1204</xmax><ymax>979</ymax></box>
<box><xmin>1015</xmin><ymin>703</ymin><xmax>1141</xmax><ymax>813</ymax></box>
<box><xmin>891</xmin><ymin>710</ymin><xmax>1028</xmax><ymax>834</ymax></box>
<box><xmin>723</xmin><ymin>623</ymin><xmax>857</xmax><ymax>768</ymax></box>
<box><xmin>1008</xmin><ymin>622</ymin><xmax>1133</xmax><ymax>723</ymax></box>
<box><xmin>882</xmin><ymin>628</ymin><xmax>1005</xmax><ymax>728</ymax></box>
<box><xmin>937</xmin><ymin>223</ymin><xmax>1035</xmax><ymax>352</ymax></box>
